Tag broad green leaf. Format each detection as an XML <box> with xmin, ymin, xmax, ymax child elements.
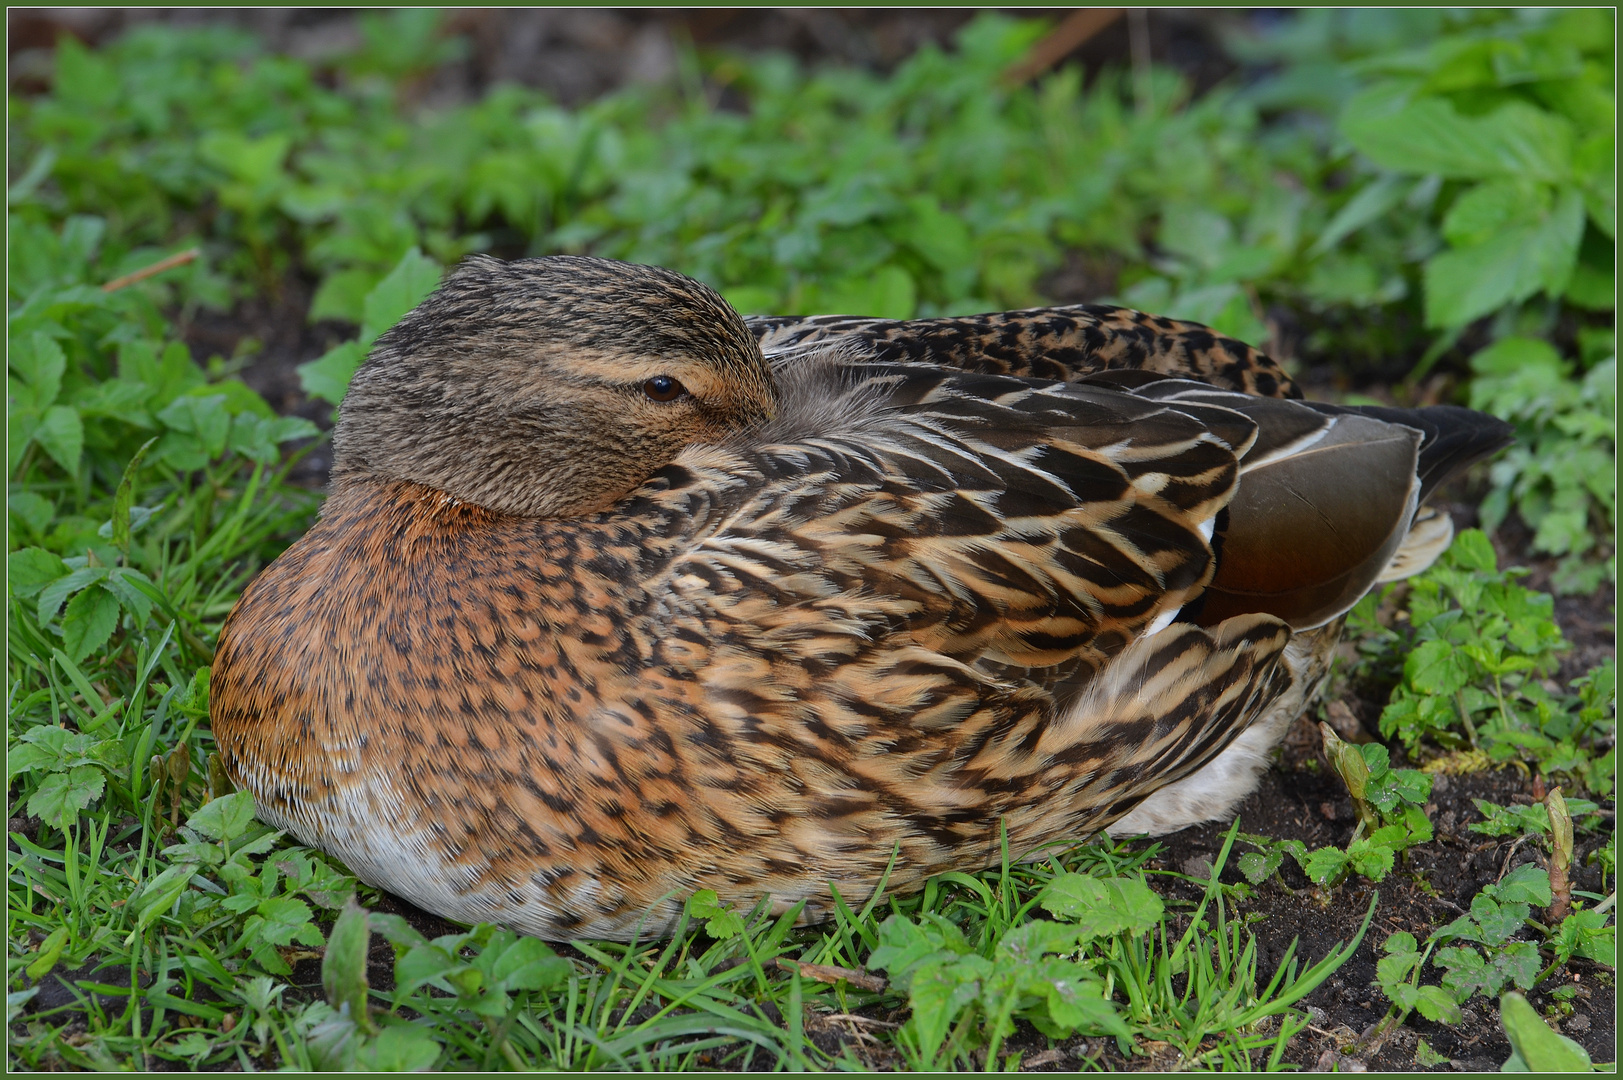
<box><xmin>8</xmin><ymin>491</ymin><xmax>55</xmax><ymax>536</ymax></box>
<box><xmin>1495</xmin><ymin>941</ymin><xmax>1542</xmax><ymax>991</ymax></box>
<box><xmin>685</xmin><ymin>889</ymin><xmax>744</xmax><ymax>940</ymax></box>
<box><xmin>186</xmin><ymin>790</ymin><xmax>257</xmax><ymax>842</ymax></box>
<box><xmin>33</xmin><ymin>404</ymin><xmax>84</xmax><ymax>476</ymax></box>
<box><xmin>1038</xmin><ymin>874</ymin><xmax>1163</xmax><ymax>938</ymax></box>
<box><xmin>131</xmin><ymin>863</ymin><xmax>197</xmax><ymax>930</ymax></box>
<box><xmin>361</xmin><ymin>248</ymin><xmax>442</xmax><ymax>345</ymax></box>
<box><xmin>395</xmin><ymin>945</ymin><xmax>462</xmax><ymax>996</ymax></box>
<box><xmin>1342</xmin><ymin>92</ymin><xmax>1574</xmax><ymax>183</ymax></box>
<box><xmin>355</xmin><ymin>1025</ymin><xmax>442</xmax><ymax>1072</ymax></box>
<box><xmin>994</xmin><ymin>919</ymin><xmax>1083</xmax><ymax>964</ymax></box>
<box><xmin>9</xmin><ymin>332</ymin><xmax>66</xmax><ymax>406</ymax></box>
<box><xmin>297</xmin><ymin>342</ymin><xmax>366</xmax><ymax>407</ymax></box>
<box><xmin>1405</xmin><ymin>639</ymin><xmax>1471</xmax><ymax>695</ymax></box>
<box><xmin>1468</xmin><ymin>894</ymin><xmax>1529</xmax><ymax>947</ymax></box>
<box><xmin>367</xmin><ymin>913</ymin><xmax>429</xmax><ymax>951</ymax></box>
<box><xmin>1413</xmin><ymin>984</ymin><xmax>1463</xmax><ymax>1024</ymax></box>
<box><xmin>61</xmin><ymin>584</ymin><xmax>121</xmax><ymax>663</ymax></box>
<box><xmin>909</xmin><ymin>954</ymin><xmax>991</xmax><ymax>1064</ymax></box>
<box><xmin>1236</xmin><ymin>850</ymin><xmax>1280</xmax><ymax>885</ymax></box>
<box><xmin>26</xmin><ymin>765</ymin><xmax>105</xmax><ymax>828</ymax></box>
<box><xmin>1499</xmin><ymin>991</ymin><xmax>1592</xmax><ymax>1071</ymax></box>
<box><xmin>1034</xmin><ymin>961</ymin><xmax>1129</xmax><ymax>1037</ymax></box>
<box><xmin>1424</xmin><ymin>189</ymin><xmax>1585</xmax><ymax>328</ymax></box>
<box><xmin>7</xmin><ymin>547</ymin><xmax>68</xmax><ymax>597</ymax></box>
<box><xmin>310</xmin><ymin>268</ymin><xmax>381</xmax><ymax>325</ymax></box>
<box><xmin>1301</xmin><ymin>846</ymin><xmax>1350</xmax><ymax>885</ymax></box>
<box><xmin>254</xmin><ymin>896</ymin><xmax>316</xmax><ymax>947</ymax></box>
<box><xmin>488</xmin><ymin>936</ymin><xmax>570</xmax><ymax>992</ymax></box>
<box><xmin>1491</xmin><ymin>864</ymin><xmax>1553</xmax><ymax>907</ymax></box>
<box><xmin>323</xmin><ymin>900</ymin><xmax>376</xmax><ymax>1033</ymax></box>
<box><xmin>25</xmin><ymin>927</ymin><xmax>69</xmax><ymax>981</ymax></box>
<box><xmin>1441</xmin><ymin>179</ymin><xmax>1550</xmax><ymax>248</ymax></box>
<box><xmin>869</xmin><ymin>914</ymin><xmax>969</xmax><ymax>990</ymax></box>
<box><xmin>156</xmin><ymin>394</ymin><xmax>232</xmax><ymax>460</ymax></box>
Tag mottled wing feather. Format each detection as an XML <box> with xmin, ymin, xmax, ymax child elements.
<box><xmin>747</xmin><ymin>304</ymin><xmax>1301</xmax><ymax>398</ymax></box>
<box><xmin>643</xmin><ymin>365</ymin><xmax>1250</xmax><ymax>694</ymax></box>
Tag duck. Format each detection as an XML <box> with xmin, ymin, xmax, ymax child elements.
<box><xmin>211</xmin><ymin>254</ymin><xmax>1513</xmax><ymax>941</ymax></box>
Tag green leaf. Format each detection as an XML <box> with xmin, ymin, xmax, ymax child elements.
<box><xmin>909</xmin><ymin>954</ymin><xmax>992</xmax><ymax>1064</ymax></box>
<box><xmin>361</xmin><ymin>248</ymin><xmax>442</xmax><ymax>345</ymax></box>
<box><xmin>1438</xmin><ymin>945</ymin><xmax>1501</xmax><ymax>1000</ymax></box>
<box><xmin>26</xmin><ymin>765</ymin><xmax>105</xmax><ymax>828</ymax></box>
<box><xmin>367</xmin><ymin>913</ymin><xmax>429</xmax><ymax>952</ymax></box>
<box><xmin>354</xmin><ymin>1025</ymin><xmax>441</xmax><ymax>1072</ymax></box>
<box><xmin>395</xmin><ymin>944</ymin><xmax>462</xmax><ymax>996</ymax></box>
<box><xmin>1311</xmin><ymin>172</ymin><xmax>1407</xmax><ymax>256</ymax></box>
<box><xmin>1415</xmin><ymin>1037</ymin><xmax>1449</xmax><ymax>1067</ymax></box>
<box><xmin>1038</xmin><ymin>874</ymin><xmax>1163</xmax><ymax>939</ymax></box>
<box><xmin>156</xmin><ymin>394</ymin><xmax>232</xmax><ymax>461</ymax></box>
<box><xmin>1301</xmin><ymin>846</ymin><xmax>1350</xmax><ymax>885</ymax></box>
<box><xmin>1406</xmin><ymin>639</ymin><xmax>1472</xmax><ymax>695</ymax></box>
<box><xmin>110</xmin><ymin>437</ymin><xmax>160</xmax><ymax>557</ymax></box>
<box><xmin>1423</xmin><ymin>189</ymin><xmax>1586</xmax><ymax>328</ymax></box>
<box><xmin>7</xmin><ymin>547</ymin><xmax>69</xmax><ymax>598</ymax></box>
<box><xmin>1468</xmin><ymin>893</ymin><xmax>1529</xmax><ymax>948</ymax></box>
<box><xmin>9</xmin><ymin>332</ymin><xmax>66</xmax><ymax>407</ymax></box>
<box><xmin>869</xmin><ymin>914</ymin><xmax>969</xmax><ymax>990</ymax></box>
<box><xmin>33</xmin><ymin>404</ymin><xmax>84</xmax><ymax>476</ymax></box>
<box><xmin>1490</xmin><ymin>864</ymin><xmax>1553</xmax><ymax>907</ymax></box>
<box><xmin>1342</xmin><ymin>92</ymin><xmax>1574</xmax><ymax>183</ymax></box>
<box><xmin>60</xmin><ymin>584</ymin><xmax>120</xmax><ymax>664</ymax></box>
<box><xmin>8</xmin><ymin>491</ymin><xmax>56</xmax><ymax>537</ymax></box>
<box><xmin>254</xmin><ymin>896</ymin><xmax>316</xmax><ymax>948</ymax></box>
<box><xmin>131</xmin><ymin>863</ymin><xmax>197</xmax><ymax>931</ymax></box>
<box><xmin>488</xmin><ymin>935</ymin><xmax>570</xmax><ymax>992</ymax></box>
<box><xmin>1236</xmin><ymin>849</ymin><xmax>1281</xmax><ymax>885</ymax></box>
<box><xmin>1033</xmin><ymin>961</ymin><xmax>1129</xmax><ymax>1037</ymax></box>
<box><xmin>1495</xmin><ymin>941</ymin><xmax>1542</xmax><ymax>992</ymax></box>
<box><xmin>297</xmin><ymin>342</ymin><xmax>366</xmax><ymax>407</ymax></box>
<box><xmin>1413</xmin><ymin>984</ymin><xmax>1463</xmax><ymax>1024</ymax></box>
<box><xmin>323</xmin><ymin>900</ymin><xmax>376</xmax><ymax>1034</ymax></box>
<box><xmin>186</xmin><ymin>790</ymin><xmax>257</xmax><ymax>842</ymax></box>
<box><xmin>36</xmin><ymin>567</ymin><xmax>107</xmax><ymax>625</ymax></box>
<box><xmin>25</xmin><ymin>927</ymin><xmax>69</xmax><ymax>981</ymax></box>
<box><xmin>685</xmin><ymin>889</ymin><xmax>745</xmax><ymax>940</ymax></box>
<box><xmin>1499</xmin><ymin>990</ymin><xmax>1592</xmax><ymax>1071</ymax></box>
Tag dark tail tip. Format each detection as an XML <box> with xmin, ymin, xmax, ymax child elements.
<box><xmin>1305</xmin><ymin>402</ymin><xmax>1515</xmax><ymax>504</ymax></box>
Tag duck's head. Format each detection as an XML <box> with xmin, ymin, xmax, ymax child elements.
<box><xmin>332</xmin><ymin>255</ymin><xmax>778</xmax><ymax>517</ymax></box>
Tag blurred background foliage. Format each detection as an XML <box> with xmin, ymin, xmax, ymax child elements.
<box><xmin>8</xmin><ymin>8</ymin><xmax>1613</xmax><ymax>589</ymax></box>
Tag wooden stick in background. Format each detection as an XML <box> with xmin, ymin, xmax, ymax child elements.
<box><xmin>1001</xmin><ymin>9</ymin><xmax>1126</xmax><ymax>86</ymax></box>
<box><xmin>101</xmin><ymin>247</ymin><xmax>200</xmax><ymax>293</ymax></box>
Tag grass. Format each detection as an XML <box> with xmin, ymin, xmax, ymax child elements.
<box><xmin>7</xmin><ymin>9</ymin><xmax>1616</xmax><ymax>1072</ymax></box>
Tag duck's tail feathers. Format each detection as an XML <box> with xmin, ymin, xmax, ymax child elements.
<box><xmin>1121</xmin><ymin>381</ymin><xmax>1514</xmax><ymax>630</ymax></box>
<box><xmin>1377</xmin><ymin>504</ymin><xmax>1456</xmax><ymax>584</ymax></box>
<box><xmin>1299</xmin><ymin>401</ymin><xmax>1516</xmax><ymax>505</ymax></box>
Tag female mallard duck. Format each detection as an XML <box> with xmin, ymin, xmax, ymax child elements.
<box><xmin>212</xmin><ymin>255</ymin><xmax>1511</xmax><ymax>941</ymax></box>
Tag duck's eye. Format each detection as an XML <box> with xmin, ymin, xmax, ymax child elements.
<box><xmin>643</xmin><ymin>375</ymin><xmax>686</xmax><ymax>402</ymax></box>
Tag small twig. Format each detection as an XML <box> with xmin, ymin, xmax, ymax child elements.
<box><xmin>1001</xmin><ymin>9</ymin><xmax>1124</xmax><ymax>85</ymax></box>
<box><xmin>817</xmin><ymin>1013</ymin><xmax>900</xmax><ymax>1030</ymax></box>
<box><xmin>775</xmin><ymin>957</ymin><xmax>887</xmax><ymax>993</ymax></box>
<box><xmin>101</xmin><ymin>248</ymin><xmax>200</xmax><ymax>293</ymax></box>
